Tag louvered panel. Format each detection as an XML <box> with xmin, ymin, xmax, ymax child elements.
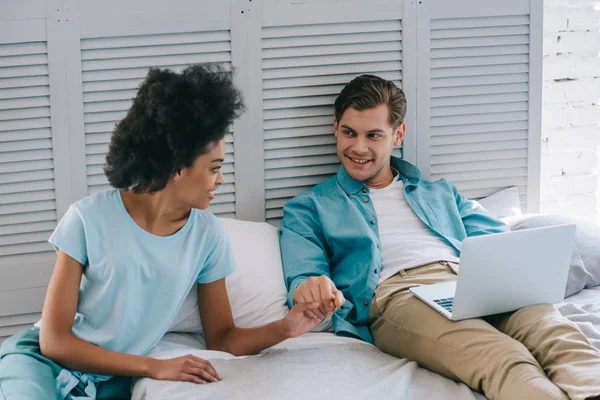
<box><xmin>0</xmin><ymin>40</ymin><xmax>56</xmax><ymax>272</ymax></box>
<box><xmin>429</xmin><ymin>14</ymin><xmax>530</xmax><ymax>207</ymax></box>
<box><xmin>431</xmin><ymin>130</ymin><xmax>528</xmax><ymax>146</ymax></box>
<box><xmin>432</xmin><ymin>73</ymin><xmax>528</xmax><ymax>88</ymax></box>
<box><xmin>431</xmin><ymin>102</ymin><xmax>528</xmax><ymax>118</ymax></box>
<box><xmin>263</xmin><ymin>19</ymin><xmax>402</xmax><ymax>224</ymax></box>
<box><xmin>0</xmin><ymin>312</ymin><xmax>41</xmax><ymax>344</ymax></box>
<box><xmin>431</xmin><ymin>92</ymin><xmax>528</xmax><ymax>108</ymax></box>
<box><xmin>81</xmin><ymin>31</ymin><xmax>236</xmax><ymax>217</ymax></box>
<box><xmin>266</xmin><ymin>154</ymin><xmax>339</xmax><ymax>170</ymax></box>
<box><xmin>0</xmin><ymin>65</ymin><xmax>48</xmax><ymax>79</ymax></box>
<box><xmin>431</xmin><ymin>139</ymin><xmax>528</xmax><ymax>155</ymax></box>
<box><xmin>0</xmin><ymin>287</ymin><xmax>46</xmax><ymax>335</ymax></box>
<box><xmin>0</xmin><ymin>127</ymin><xmax>51</xmax><ymax>143</ymax></box>
<box><xmin>81</xmin><ymin>31</ymin><xmax>231</xmax><ymax>50</ymax></box>
<box><xmin>431</xmin><ymin>157</ymin><xmax>528</xmax><ymax>175</ymax></box>
<box><xmin>432</xmin><ymin>148</ymin><xmax>528</xmax><ymax>165</ymax></box>
<box><xmin>263</xmin><ymin>70</ymin><xmax>402</xmax><ymax>90</ymax></box>
<box><xmin>263</xmin><ymin>41</ymin><xmax>402</xmax><ymax>60</ymax></box>
<box><xmin>432</xmin><ymin>83</ymin><xmax>529</xmax><ymax>99</ymax></box>
<box><xmin>431</xmin><ymin>120</ymin><xmax>528</xmax><ymax>137</ymax></box>
<box><xmin>0</xmin><ymin>75</ymin><xmax>49</xmax><ymax>90</ymax></box>
<box><xmin>432</xmin><ymin>44</ymin><xmax>529</xmax><ymax>60</ymax></box>
<box><xmin>431</xmin><ymin>166</ymin><xmax>527</xmax><ymax>184</ymax></box>
<box><xmin>265</xmin><ymin>129</ymin><xmax>335</xmax><ymax>144</ymax></box>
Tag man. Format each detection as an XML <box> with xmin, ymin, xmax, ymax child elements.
<box><xmin>279</xmin><ymin>74</ymin><xmax>600</xmax><ymax>400</ymax></box>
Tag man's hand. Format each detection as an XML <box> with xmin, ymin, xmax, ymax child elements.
<box><xmin>293</xmin><ymin>276</ymin><xmax>346</xmax><ymax>319</ymax></box>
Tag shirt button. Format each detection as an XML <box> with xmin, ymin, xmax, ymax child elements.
<box><xmin>377</xmin><ymin>244</ymin><xmax>381</xmax><ymax>249</ymax></box>
<box><xmin>364</xmin><ymin>199</ymin><xmax>369</xmax><ymax>203</ymax></box>
<box><xmin>362</xmin><ymin>189</ymin><xmax>367</xmax><ymax>193</ymax></box>
<box><xmin>374</xmin><ymin>269</ymin><xmax>378</xmax><ymax>274</ymax></box>
<box><xmin>371</xmin><ymin>220</ymin><xmax>375</xmax><ymax>225</ymax></box>
<box><xmin>363</xmin><ymin>301</ymin><xmax>369</xmax><ymax>306</ymax></box>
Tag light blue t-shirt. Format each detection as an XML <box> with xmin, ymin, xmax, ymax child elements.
<box><xmin>46</xmin><ymin>189</ymin><xmax>236</xmax><ymax>357</ymax></box>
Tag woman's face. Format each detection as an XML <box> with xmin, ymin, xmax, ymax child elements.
<box><xmin>172</xmin><ymin>139</ymin><xmax>226</xmax><ymax>210</ymax></box>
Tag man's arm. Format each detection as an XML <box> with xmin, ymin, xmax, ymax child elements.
<box><xmin>451</xmin><ymin>182</ymin><xmax>509</xmax><ymax>237</ymax></box>
<box><xmin>279</xmin><ymin>195</ymin><xmax>344</xmax><ymax>316</ymax></box>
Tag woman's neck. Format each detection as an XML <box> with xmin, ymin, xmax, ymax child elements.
<box><xmin>120</xmin><ymin>189</ymin><xmax>191</xmax><ymax>236</ymax></box>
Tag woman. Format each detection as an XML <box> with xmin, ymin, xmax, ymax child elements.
<box><xmin>0</xmin><ymin>64</ymin><xmax>322</xmax><ymax>400</ymax></box>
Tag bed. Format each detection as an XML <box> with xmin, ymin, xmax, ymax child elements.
<box><xmin>131</xmin><ymin>287</ymin><xmax>600</xmax><ymax>400</ymax></box>
<box><xmin>129</xmin><ymin>205</ymin><xmax>600</xmax><ymax>400</ymax></box>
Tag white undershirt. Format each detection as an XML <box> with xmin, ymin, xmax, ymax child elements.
<box><xmin>370</xmin><ymin>172</ymin><xmax>459</xmax><ymax>284</ymax></box>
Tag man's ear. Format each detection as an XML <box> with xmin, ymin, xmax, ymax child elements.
<box><xmin>393</xmin><ymin>122</ymin><xmax>406</xmax><ymax>147</ymax></box>
<box><xmin>333</xmin><ymin>116</ymin><xmax>339</xmax><ymax>138</ymax></box>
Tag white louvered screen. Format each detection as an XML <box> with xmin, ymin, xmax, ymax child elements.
<box><xmin>0</xmin><ymin>39</ymin><xmax>55</xmax><ymax>342</ymax></box>
<box><xmin>427</xmin><ymin>15</ymin><xmax>530</xmax><ymax>208</ymax></box>
<box><xmin>262</xmin><ymin>20</ymin><xmax>403</xmax><ymax>225</ymax></box>
<box><xmin>81</xmin><ymin>31</ymin><xmax>237</xmax><ymax>218</ymax></box>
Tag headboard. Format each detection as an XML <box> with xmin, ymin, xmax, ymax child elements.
<box><xmin>0</xmin><ymin>0</ymin><xmax>542</xmax><ymax>341</ymax></box>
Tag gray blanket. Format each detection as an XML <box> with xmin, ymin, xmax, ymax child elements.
<box><xmin>558</xmin><ymin>287</ymin><xmax>600</xmax><ymax>350</ymax></box>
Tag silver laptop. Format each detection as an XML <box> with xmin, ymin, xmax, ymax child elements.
<box><xmin>410</xmin><ymin>224</ymin><xmax>576</xmax><ymax>321</ymax></box>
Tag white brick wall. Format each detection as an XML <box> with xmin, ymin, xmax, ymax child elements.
<box><xmin>541</xmin><ymin>0</ymin><xmax>600</xmax><ymax>223</ymax></box>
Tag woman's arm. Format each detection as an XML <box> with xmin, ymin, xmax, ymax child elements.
<box><xmin>198</xmin><ymin>278</ymin><xmax>321</xmax><ymax>356</ymax></box>
<box><xmin>40</xmin><ymin>250</ymin><xmax>220</xmax><ymax>383</ymax></box>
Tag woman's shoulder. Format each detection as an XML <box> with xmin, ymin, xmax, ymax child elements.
<box><xmin>68</xmin><ymin>189</ymin><xmax>122</xmax><ymax>219</ymax></box>
<box><xmin>191</xmin><ymin>208</ymin><xmax>225</xmax><ymax>228</ymax></box>
<box><xmin>189</xmin><ymin>209</ymin><xmax>229</xmax><ymax>240</ymax></box>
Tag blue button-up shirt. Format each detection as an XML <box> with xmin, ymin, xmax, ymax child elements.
<box><xmin>279</xmin><ymin>157</ymin><xmax>508</xmax><ymax>343</ymax></box>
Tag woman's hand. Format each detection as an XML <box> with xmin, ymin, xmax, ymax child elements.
<box><xmin>282</xmin><ymin>302</ymin><xmax>323</xmax><ymax>338</ymax></box>
<box><xmin>148</xmin><ymin>354</ymin><xmax>222</xmax><ymax>384</ymax></box>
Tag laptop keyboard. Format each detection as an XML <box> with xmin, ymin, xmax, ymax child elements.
<box><xmin>433</xmin><ymin>297</ymin><xmax>454</xmax><ymax>313</ymax></box>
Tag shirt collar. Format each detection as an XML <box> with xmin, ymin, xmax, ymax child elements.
<box><xmin>336</xmin><ymin>156</ymin><xmax>422</xmax><ymax>194</ymax></box>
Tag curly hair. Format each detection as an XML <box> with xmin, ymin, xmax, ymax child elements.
<box><xmin>104</xmin><ymin>64</ymin><xmax>245</xmax><ymax>193</ymax></box>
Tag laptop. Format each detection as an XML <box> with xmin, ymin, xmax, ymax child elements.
<box><xmin>409</xmin><ymin>224</ymin><xmax>576</xmax><ymax>321</ymax></box>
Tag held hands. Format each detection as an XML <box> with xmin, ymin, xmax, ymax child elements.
<box><xmin>293</xmin><ymin>275</ymin><xmax>346</xmax><ymax>320</ymax></box>
<box><xmin>281</xmin><ymin>302</ymin><xmax>323</xmax><ymax>338</ymax></box>
<box><xmin>149</xmin><ymin>354</ymin><xmax>222</xmax><ymax>384</ymax></box>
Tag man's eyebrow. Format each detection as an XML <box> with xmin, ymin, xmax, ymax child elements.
<box><xmin>341</xmin><ymin>124</ymin><xmax>385</xmax><ymax>134</ymax></box>
<box><xmin>211</xmin><ymin>158</ymin><xmax>224</xmax><ymax>163</ymax></box>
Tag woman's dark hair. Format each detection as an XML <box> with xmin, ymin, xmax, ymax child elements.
<box><xmin>104</xmin><ymin>64</ymin><xmax>244</xmax><ymax>193</ymax></box>
<box><xmin>334</xmin><ymin>74</ymin><xmax>406</xmax><ymax>128</ymax></box>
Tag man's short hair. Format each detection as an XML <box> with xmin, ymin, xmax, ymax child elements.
<box><xmin>334</xmin><ymin>74</ymin><xmax>407</xmax><ymax>128</ymax></box>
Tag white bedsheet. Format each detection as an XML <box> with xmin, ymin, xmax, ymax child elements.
<box><xmin>132</xmin><ymin>332</ymin><xmax>484</xmax><ymax>400</ymax></box>
<box><xmin>132</xmin><ymin>288</ymin><xmax>600</xmax><ymax>400</ymax></box>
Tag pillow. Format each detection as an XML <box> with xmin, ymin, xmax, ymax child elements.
<box><xmin>477</xmin><ymin>186</ymin><xmax>522</xmax><ymax>218</ymax></box>
<box><xmin>503</xmin><ymin>214</ymin><xmax>600</xmax><ymax>298</ymax></box>
<box><xmin>169</xmin><ymin>218</ymin><xmax>289</xmax><ymax>333</ymax></box>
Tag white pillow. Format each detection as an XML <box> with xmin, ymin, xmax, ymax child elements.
<box><xmin>168</xmin><ymin>218</ymin><xmax>289</xmax><ymax>333</ymax></box>
<box><xmin>476</xmin><ymin>186</ymin><xmax>522</xmax><ymax>219</ymax></box>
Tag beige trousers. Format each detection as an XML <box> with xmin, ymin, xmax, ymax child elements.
<box><xmin>368</xmin><ymin>262</ymin><xmax>600</xmax><ymax>400</ymax></box>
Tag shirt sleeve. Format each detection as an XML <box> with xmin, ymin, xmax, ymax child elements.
<box><xmin>279</xmin><ymin>195</ymin><xmax>332</xmax><ymax>308</ymax></box>
<box><xmin>48</xmin><ymin>205</ymin><xmax>88</xmax><ymax>266</ymax></box>
<box><xmin>450</xmin><ymin>181</ymin><xmax>509</xmax><ymax>237</ymax></box>
<box><xmin>197</xmin><ymin>219</ymin><xmax>236</xmax><ymax>284</ymax></box>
